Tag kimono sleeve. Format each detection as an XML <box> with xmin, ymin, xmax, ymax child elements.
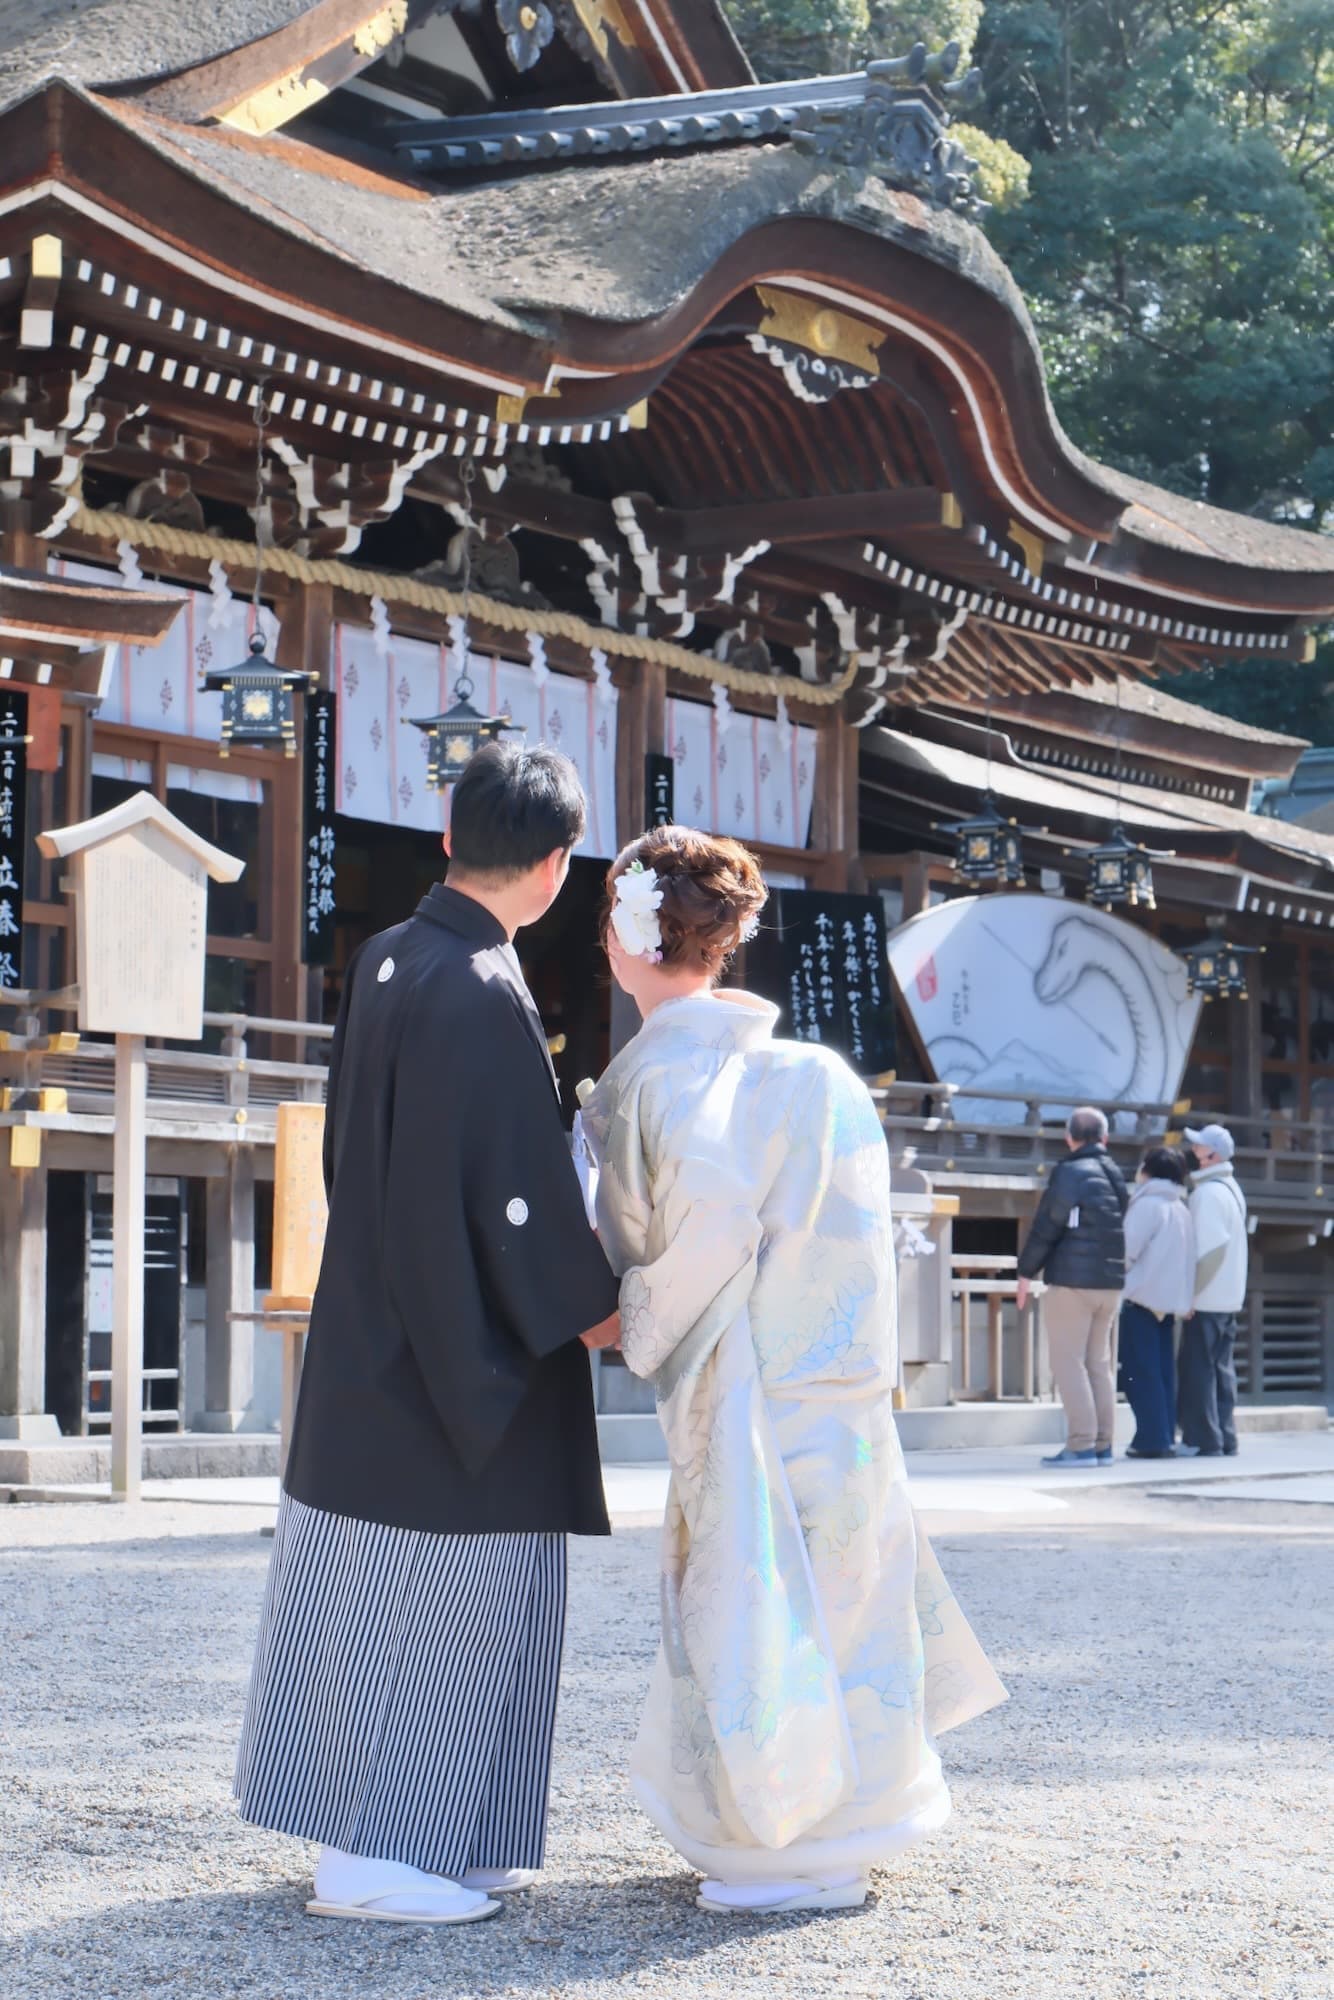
<box><xmin>460</xmin><ymin>1007</ymin><xmax>621</xmax><ymax>1359</ymax></box>
<box><xmin>618</xmin><ymin>1096</ymin><xmax>763</xmax><ymax>1382</ymax></box>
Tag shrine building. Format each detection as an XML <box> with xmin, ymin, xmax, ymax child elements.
<box><xmin>1</xmin><ymin>0</ymin><xmax>1332</xmax><ymax>1452</ymax></box>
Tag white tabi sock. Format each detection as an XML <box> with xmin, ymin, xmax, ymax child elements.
<box><xmin>699</xmin><ymin>1870</ymin><xmax>865</xmax><ymax>1910</ymax></box>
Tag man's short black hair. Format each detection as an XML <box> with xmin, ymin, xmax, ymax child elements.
<box><xmin>1141</xmin><ymin>1146</ymin><xmax>1188</xmax><ymax>1184</ymax></box>
<box><xmin>449</xmin><ymin>742</ymin><xmax>586</xmax><ymax>877</ymax></box>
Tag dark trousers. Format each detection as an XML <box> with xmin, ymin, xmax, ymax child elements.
<box><xmin>1178</xmin><ymin>1312</ymin><xmax>1238</xmax><ymax>1456</ymax></box>
<box><xmin>1119</xmin><ymin>1301</ymin><xmax>1177</xmax><ymax>1455</ymax></box>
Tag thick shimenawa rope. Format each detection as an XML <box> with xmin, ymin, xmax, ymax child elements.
<box><xmin>71</xmin><ymin>507</ymin><xmax>857</xmax><ymax>707</ymax></box>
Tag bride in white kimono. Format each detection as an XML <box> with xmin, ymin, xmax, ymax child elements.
<box><xmin>579</xmin><ymin>827</ymin><xmax>1006</xmax><ymax>1916</ymax></box>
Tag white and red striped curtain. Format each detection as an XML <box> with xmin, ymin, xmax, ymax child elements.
<box><xmin>665</xmin><ymin>694</ymin><xmax>817</xmax><ymax>849</ymax></box>
<box><xmin>333</xmin><ymin>623</ymin><xmax>618</xmax><ymax>856</ymax></box>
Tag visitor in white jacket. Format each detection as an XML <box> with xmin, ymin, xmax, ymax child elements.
<box><xmin>1180</xmin><ymin>1124</ymin><xmax>1249</xmax><ymax>1457</ymax></box>
<box><xmin>1119</xmin><ymin>1148</ymin><xmax>1195</xmax><ymax>1459</ymax></box>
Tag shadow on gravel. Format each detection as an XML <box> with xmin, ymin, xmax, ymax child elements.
<box><xmin>11</xmin><ymin>1875</ymin><xmax>874</xmax><ymax>1998</ymax></box>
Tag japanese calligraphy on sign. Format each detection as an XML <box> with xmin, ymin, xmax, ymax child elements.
<box><xmin>645</xmin><ymin>751</ymin><xmax>675</xmax><ymax>828</ymax></box>
<box><xmin>0</xmin><ymin>691</ymin><xmax>28</xmax><ymax>990</ymax></box>
<box><xmin>747</xmin><ymin>888</ymin><xmax>895</xmax><ymax>1075</ymax></box>
<box><xmin>302</xmin><ymin>689</ymin><xmax>338</xmax><ymax>966</ymax></box>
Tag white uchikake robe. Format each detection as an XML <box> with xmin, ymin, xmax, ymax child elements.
<box><xmin>580</xmin><ymin>990</ymin><xmax>1006</xmax><ymax>1882</ymax></box>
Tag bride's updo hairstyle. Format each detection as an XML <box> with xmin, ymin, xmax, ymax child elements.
<box><xmin>605</xmin><ymin>827</ymin><xmax>767</xmax><ymax>976</ymax></box>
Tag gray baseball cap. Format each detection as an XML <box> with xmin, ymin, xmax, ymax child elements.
<box><xmin>1184</xmin><ymin>1123</ymin><xmax>1235</xmax><ymax>1161</ymax></box>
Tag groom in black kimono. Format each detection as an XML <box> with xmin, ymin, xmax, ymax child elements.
<box><xmin>236</xmin><ymin>743</ymin><xmax>620</xmax><ymax>1926</ymax></box>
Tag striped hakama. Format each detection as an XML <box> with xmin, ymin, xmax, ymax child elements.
<box><xmin>235</xmin><ymin>1495</ymin><xmax>567</xmax><ymax>1877</ymax></box>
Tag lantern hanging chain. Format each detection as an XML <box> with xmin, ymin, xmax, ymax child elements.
<box><xmin>250</xmin><ymin>377</ymin><xmax>270</xmax><ymax>631</ymax></box>
<box><xmin>984</xmin><ymin>634</ymin><xmax>993</xmax><ymax>797</ymax></box>
<box><xmin>455</xmin><ymin>454</ymin><xmax>476</xmax><ymax>699</ymax></box>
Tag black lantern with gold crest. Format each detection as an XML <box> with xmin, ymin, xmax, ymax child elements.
<box><xmin>939</xmin><ymin>792</ymin><xmax>1027</xmax><ymax>886</ymax></box>
<box><xmin>1182</xmin><ymin>939</ymin><xmax>1259</xmax><ymax>1001</ymax></box>
<box><xmin>204</xmin><ymin>632</ymin><xmax>310</xmax><ymax>757</ymax></box>
<box><xmin>409</xmin><ymin>664</ymin><xmax>521</xmax><ymax>789</ymax></box>
<box><xmin>202</xmin><ymin>381</ymin><xmax>311</xmax><ymax>757</ymax></box>
<box><xmin>1086</xmin><ymin>823</ymin><xmax>1158</xmax><ymax>911</ymax></box>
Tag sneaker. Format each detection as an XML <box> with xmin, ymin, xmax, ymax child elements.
<box><xmin>1095</xmin><ymin>1448</ymin><xmax>1114</xmax><ymax>1464</ymax></box>
<box><xmin>1040</xmin><ymin>1448</ymin><xmax>1098</xmax><ymax>1466</ymax></box>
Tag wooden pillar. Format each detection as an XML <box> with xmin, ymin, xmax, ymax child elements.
<box><xmin>0</xmin><ymin>1137</ymin><xmax>56</xmax><ymax>1440</ymax></box>
<box><xmin>811</xmin><ymin>709</ymin><xmax>854</xmax><ymax>891</ymax></box>
<box><xmin>201</xmin><ymin>1147</ymin><xmax>256</xmax><ymax>1431</ymax></box>
<box><xmin>0</xmin><ymin>499</ymin><xmax>44</xmax><ymax>570</ymax></box>
<box><xmin>614</xmin><ymin>659</ymin><xmax>666</xmax><ymax>847</ymax></box>
<box><xmin>1229</xmin><ymin>952</ymin><xmax>1264</xmax><ymax>1127</ymax></box>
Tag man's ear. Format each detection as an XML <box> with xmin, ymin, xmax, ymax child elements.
<box><xmin>442</xmin><ymin>829</ymin><xmax>453</xmax><ymax>861</ymax></box>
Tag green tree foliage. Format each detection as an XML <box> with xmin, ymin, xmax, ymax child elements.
<box><xmin>974</xmin><ymin>0</ymin><xmax>1334</xmax><ymax>739</ymax></box>
<box><xmin>719</xmin><ymin>0</ymin><xmax>1334</xmax><ymax>739</ymax></box>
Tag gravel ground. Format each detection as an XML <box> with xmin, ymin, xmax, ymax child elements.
<box><xmin>2</xmin><ymin>1488</ymin><xmax>1331</xmax><ymax>2000</ymax></box>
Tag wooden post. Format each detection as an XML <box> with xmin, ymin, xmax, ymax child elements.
<box><xmin>111</xmin><ymin>1033</ymin><xmax>147</xmax><ymax>1498</ymax></box>
<box><xmin>987</xmin><ymin>1288</ymin><xmax>1004</xmax><ymax>1399</ymax></box>
<box><xmin>263</xmin><ymin>1101</ymin><xmax>327</xmax><ymax>1468</ymax></box>
<box><xmin>0</xmin><ymin>1136</ymin><xmax>56</xmax><ymax>1440</ymax></box>
<box><xmin>203</xmin><ymin>1149</ymin><xmax>256</xmax><ymax>1429</ymax></box>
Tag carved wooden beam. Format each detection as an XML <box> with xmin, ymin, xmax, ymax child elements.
<box><xmin>137</xmin><ymin>0</ymin><xmax>436</xmax><ymax>136</ymax></box>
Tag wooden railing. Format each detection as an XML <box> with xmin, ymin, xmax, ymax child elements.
<box><xmin>873</xmin><ymin>1080</ymin><xmax>1328</xmax><ymax>1208</ymax></box>
<box><xmin>0</xmin><ymin>988</ymin><xmax>331</xmax><ymax>1132</ymax></box>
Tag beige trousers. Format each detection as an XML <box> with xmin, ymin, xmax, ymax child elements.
<box><xmin>1043</xmin><ymin>1287</ymin><xmax>1120</xmax><ymax>1453</ymax></box>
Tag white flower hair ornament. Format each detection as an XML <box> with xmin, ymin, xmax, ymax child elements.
<box><xmin>611</xmin><ymin>861</ymin><xmax>665</xmax><ymax>963</ymax></box>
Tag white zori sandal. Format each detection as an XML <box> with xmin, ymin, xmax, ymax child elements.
<box><xmin>307</xmin><ymin>1846</ymin><xmax>501</xmax><ymax>1924</ymax></box>
<box><xmin>697</xmin><ymin>1872</ymin><xmax>869</xmax><ymax>1914</ymax></box>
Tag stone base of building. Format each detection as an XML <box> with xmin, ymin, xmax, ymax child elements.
<box><xmin>0</xmin><ymin>1414</ymin><xmax>62</xmax><ymax>1443</ymax></box>
<box><xmin>0</xmin><ymin>1430</ymin><xmax>280</xmax><ymax>1488</ymax></box>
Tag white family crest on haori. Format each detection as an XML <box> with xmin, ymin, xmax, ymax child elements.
<box><xmin>611</xmin><ymin>861</ymin><xmax>664</xmax><ymax>962</ymax></box>
<box><xmin>580</xmin><ymin>988</ymin><xmax>1006</xmax><ymax>1882</ymax></box>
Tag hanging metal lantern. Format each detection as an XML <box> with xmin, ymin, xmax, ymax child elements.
<box><xmin>1182</xmin><ymin>940</ymin><xmax>1259</xmax><ymax>1001</ymax></box>
<box><xmin>1085</xmin><ymin>823</ymin><xmax>1158</xmax><ymax>910</ymax></box>
<box><xmin>408</xmin><ymin>667</ymin><xmax>522</xmax><ymax>789</ymax></box>
<box><xmin>938</xmin><ymin>792</ymin><xmax>1029</xmax><ymax>886</ymax></box>
<box><xmin>202</xmin><ymin>633</ymin><xmax>310</xmax><ymax>757</ymax></box>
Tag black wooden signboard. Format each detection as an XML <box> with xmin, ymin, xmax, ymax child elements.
<box><xmin>0</xmin><ymin>690</ymin><xmax>27</xmax><ymax>991</ymax></box>
<box><xmin>745</xmin><ymin>887</ymin><xmax>895</xmax><ymax>1076</ymax></box>
<box><xmin>645</xmin><ymin>751</ymin><xmax>675</xmax><ymax>827</ymax></box>
<box><xmin>302</xmin><ymin>689</ymin><xmax>337</xmax><ymax>966</ymax></box>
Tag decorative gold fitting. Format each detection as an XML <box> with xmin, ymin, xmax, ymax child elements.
<box><xmin>754</xmin><ymin>286</ymin><xmax>881</xmax><ymax>375</ymax></box>
<box><xmin>1006</xmin><ymin>519</ymin><xmax>1045</xmax><ymax>577</ymax></box>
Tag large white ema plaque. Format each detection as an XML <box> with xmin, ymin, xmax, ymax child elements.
<box><xmin>38</xmin><ymin>792</ymin><xmax>244</xmax><ymax>1041</ymax></box>
<box><xmin>887</xmin><ymin>893</ymin><xmax>1200</xmax><ymax>1130</ymax></box>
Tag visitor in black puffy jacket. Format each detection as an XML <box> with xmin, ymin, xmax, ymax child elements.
<box><xmin>1015</xmin><ymin>1107</ymin><xmax>1129</xmax><ymax>1466</ymax></box>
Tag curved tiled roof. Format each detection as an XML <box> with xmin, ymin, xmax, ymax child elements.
<box><xmin>90</xmin><ymin>100</ymin><xmax>1334</xmax><ymax>587</ymax></box>
<box><xmin>0</xmin><ymin>0</ymin><xmax>315</xmax><ymax>110</ymax></box>
<box><xmin>3</xmin><ymin>6</ymin><xmax>1332</xmax><ymax>600</ymax></box>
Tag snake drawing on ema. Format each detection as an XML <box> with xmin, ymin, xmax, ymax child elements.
<box><xmin>924</xmin><ymin>909</ymin><xmax>1194</xmax><ymax>1119</ymax></box>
